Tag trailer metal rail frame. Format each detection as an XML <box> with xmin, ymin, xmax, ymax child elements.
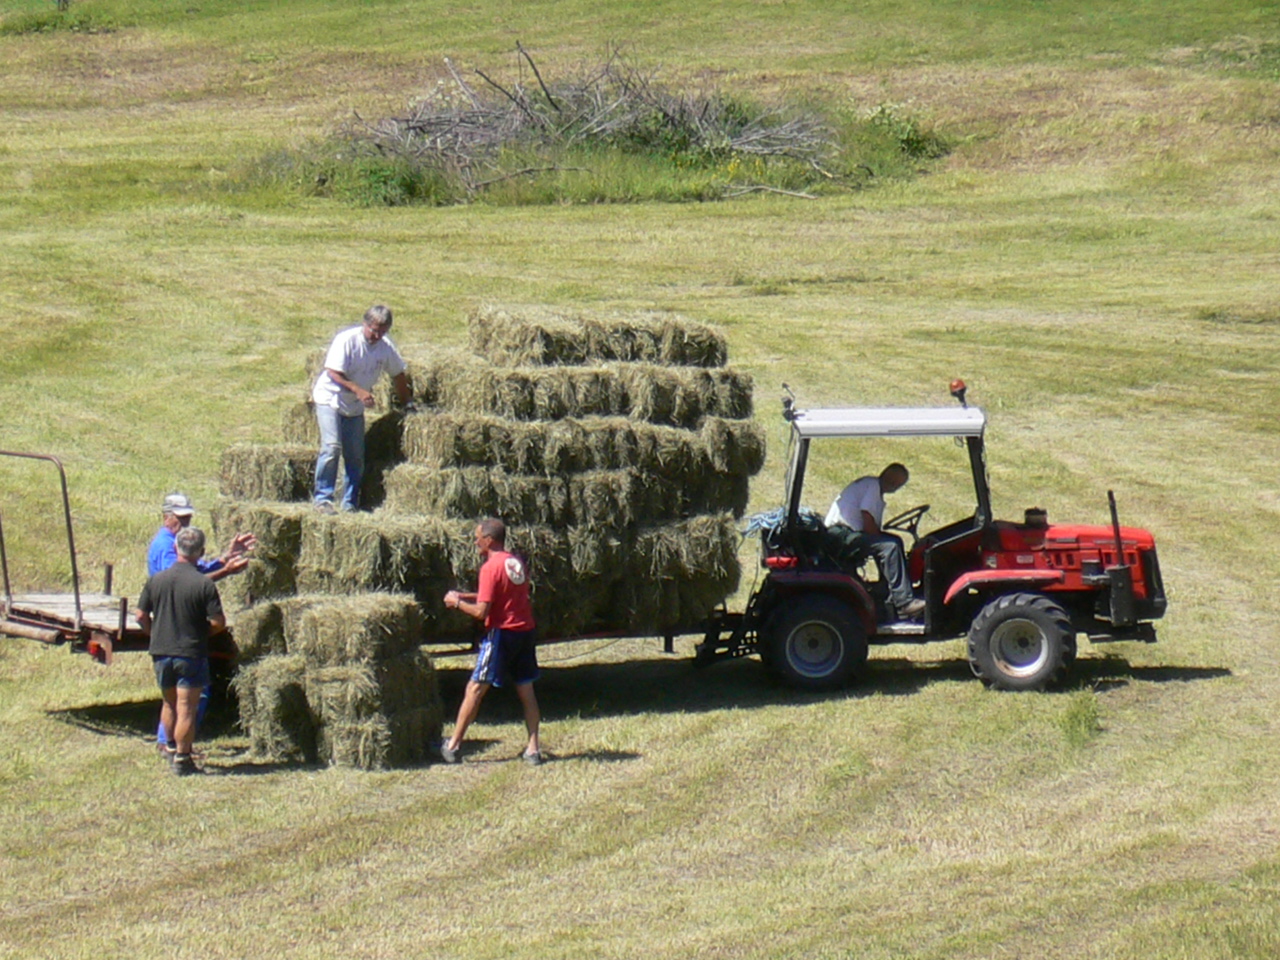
<box><xmin>0</xmin><ymin>450</ymin><xmax>145</xmax><ymax>662</ymax></box>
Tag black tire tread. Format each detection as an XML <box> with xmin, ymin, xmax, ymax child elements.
<box><xmin>967</xmin><ymin>592</ymin><xmax>1073</xmax><ymax>692</ymax></box>
<box><xmin>762</xmin><ymin>594</ymin><xmax>868</xmax><ymax>691</ymax></box>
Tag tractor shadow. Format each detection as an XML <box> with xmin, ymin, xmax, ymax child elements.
<box><xmin>432</xmin><ymin>645</ymin><xmax>1233</xmax><ymax>723</ymax></box>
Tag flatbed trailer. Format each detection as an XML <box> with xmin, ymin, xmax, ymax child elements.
<box><xmin>2</xmin><ymin>591</ymin><xmax>146</xmax><ymax>663</ymax></box>
<box><xmin>0</xmin><ymin>449</ymin><xmax>147</xmax><ymax>664</ymax></box>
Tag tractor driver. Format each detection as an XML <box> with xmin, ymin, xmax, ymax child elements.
<box><xmin>825</xmin><ymin>463</ymin><xmax>926</xmax><ymax>621</ymax></box>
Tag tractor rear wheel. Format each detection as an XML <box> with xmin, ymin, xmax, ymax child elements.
<box><xmin>763</xmin><ymin>595</ymin><xmax>868</xmax><ymax>690</ymax></box>
<box><xmin>967</xmin><ymin>593</ymin><xmax>1074</xmax><ymax>691</ymax></box>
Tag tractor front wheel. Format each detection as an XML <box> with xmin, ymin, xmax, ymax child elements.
<box><xmin>967</xmin><ymin>593</ymin><xmax>1074</xmax><ymax>691</ymax></box>
<box><xmin>763</xmin><ymin>595</ymin><xmax>868</xmax><ymax>690</ymax></box>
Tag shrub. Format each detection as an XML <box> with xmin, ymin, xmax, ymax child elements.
<box><xmin>237</xmin><ymin>50</ymin><xmax>951</xmax><ymax>207</ymax></box>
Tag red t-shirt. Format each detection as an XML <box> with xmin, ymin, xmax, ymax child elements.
<box><xmin>476</xmin><ymin>550</ymin><xmax>535</xmax><ymax>631</ymax></box>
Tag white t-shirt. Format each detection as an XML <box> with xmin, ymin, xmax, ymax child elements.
<box><xmin>311</xmin><ymin>325</ymin><xmax>407</xmax><ymax>417</ymax></box>
<box><xmin>825</xmin><ymin>475</ymin><xmax>884</xmax><ymax>532</ymax></box>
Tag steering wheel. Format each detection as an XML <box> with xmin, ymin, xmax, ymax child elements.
<box><xmin>883</xmin><ymin>503</ymin><xmax>930</xmax><ymax>545</ymax></box>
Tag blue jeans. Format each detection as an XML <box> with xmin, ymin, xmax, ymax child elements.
<box><xmin>826</xmin><ymin>525</ymin><xmax>914</xmax><ymax>608</ymax></box>
<box><xmin>314</xmin><ymin>405</ymin><xmax>365</xmax><ymax>511</ymax></box>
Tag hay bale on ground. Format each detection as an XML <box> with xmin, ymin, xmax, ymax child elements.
<box><xmin>469</xmin><ymin>304</ymin><xmax>728</xmax><ymax>368</ymax></box>
<box><xmin>220</xmin><ymin>444</ymin><xmax>315</xmax><ymax>501</ymax></box>
<box><xmin>305</xmin><ymin>650</ymin><xmax>440</xmax><ymax>720</ymax></box>
<box><xmin>233</xmin><ymin>654</ymin><xmax>317</xmax><ymax>763</ymax></box>
<box><xmin>315</xmin><ymin>706</ymin><xmax>441</xmax><ymax>770</ymax></box>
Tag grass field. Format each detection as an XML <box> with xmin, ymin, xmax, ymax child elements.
<box><xmin>2</xmin><ymin>1</ymin><xmax>1280</xmax><ymax>957</ymax></box>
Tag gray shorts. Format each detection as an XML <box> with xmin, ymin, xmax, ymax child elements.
<box><xmin>153</xmin><ymin>656</ymin><xmax>211</xmax><ymax>691</ymax></box>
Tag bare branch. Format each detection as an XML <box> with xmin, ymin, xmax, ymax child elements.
<box><xmin>517</xmin><ymin>42</ymin><xmax>561</xmax><ymax>113</ymax></box>
<box><xmin>471</xmin><ymin>165</ymin><xmax>590</xmax><ymax>188</ymax></box>
<box><xmin>723</xmin><ymin>185</ymin><xmax>819</xmax><ymax>199</ymax></box>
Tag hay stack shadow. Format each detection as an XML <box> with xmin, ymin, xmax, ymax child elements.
<box><xmin>213</xmin><ymin>304</ymin><xmax>765</xmax><ymax>770</ymax></box>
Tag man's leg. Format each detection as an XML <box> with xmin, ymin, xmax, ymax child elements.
<box><xmin>338</xmin><ymin>412</ymin><xmax>365</xmax><ymax>512</ymax></box>
<box><xmin>313</xmin><ymin>405</ymin><xmax>342</xmax><ymax>507</ymax></box>
<box><xmin>862</xmin><ymin>533</ymin><xmax>915</xmax><ymax>610</ymax></box>
<box><xmin>173</xmin><ymin>685</ymin><xmax>203</xmax><ymax>756</ymax></box>
<box><xmin>154</xmin><ymin>656</ymin><xmax>177</xmax><ymax>756</ymax></box>
<box><xmin>159</xmin><ymin>690</ymin><xmax>177</xmax><ymax>752</ymax></box>
<box><xmin>515</xmin><ymin>682</ymin><xmax>541</xmax><ymax>757</ymax></box>
<box><xmin>445</xmin><ymin>680</ymin><xmax>490</xmax><ymax>751</ymax></box>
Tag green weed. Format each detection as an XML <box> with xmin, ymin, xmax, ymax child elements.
<box><xmin>1059</xmin><ymin>689</ymin><xmax>1102</xmax><ymax>748</ymax></box>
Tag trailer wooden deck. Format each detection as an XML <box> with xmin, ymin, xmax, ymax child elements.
<box><xmin>1</xmin><ymin>592</ymin><xmax>147</xmax><ymax>663</ymax></box>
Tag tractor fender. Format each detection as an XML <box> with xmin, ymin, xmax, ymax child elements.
<box><xmin>943</xmin><ymin>569</ymin><xmax>1064</xmax><ymax>605</ymax></box>
<box><xmin>765</xmin><ymin>571</ymin><xmax>877</xmax><ymax>635</ymax></box>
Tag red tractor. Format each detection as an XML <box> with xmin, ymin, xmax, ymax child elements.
<box><xmin>699</xmin><ymin>382</ymin><xmax>1167</xmax><ymax>691</ymax></box>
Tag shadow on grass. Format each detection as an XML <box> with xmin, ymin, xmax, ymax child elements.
<box><xmin>433</xmin><ymin>649</ymin><xmax>1233</xmax><ymax>724</ymax></box>
<box><xmin>1069</xmin><ymin>660</ymin><xmax>1232</xmax><ymax>692</ymax></box>
<box><xmin>49</xmin><ymin>696</ymin><xmax>240</xmax><ymax>740</ymax></box>
<box><xmin>46</xmin><ymin>652</ymin><xmax>1228</xmax><ymax>772</ymax></box>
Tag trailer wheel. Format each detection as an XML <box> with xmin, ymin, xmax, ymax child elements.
<box><xmin>967</xmin><ymin>593</ymin><xmax>1074</xmax><ymax>691</ymax></box>
<box><xmin>763</xmin><ymin>595</ymin><xmax>867</xmax><ymax>690</ymax></box>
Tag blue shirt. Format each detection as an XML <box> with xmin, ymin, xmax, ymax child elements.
<box><xmin>147</xmin><ymin>527</ymin><xmax>223</xmax><ymax>578</ymax></box>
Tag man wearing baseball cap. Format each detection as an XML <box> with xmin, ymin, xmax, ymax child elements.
<box><xmin>146</xmin><ymin>493</ymin><xmax>256</xmax><ymax>580</ymax></box>
<box><xmin>144</xmin><ymin>493</ymin><xmax>256</xmax><ymax>760</ymax></box>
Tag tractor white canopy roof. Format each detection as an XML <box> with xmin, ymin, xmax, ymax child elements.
<box><xmin>790</xmin><ymin>406</ymin><xmax>987</xmax><ymax>439</ymax></box>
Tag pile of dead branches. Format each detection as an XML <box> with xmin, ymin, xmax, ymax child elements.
<box><xmin>343</xmin><ymin>46</ymin><xmax>839</xmax><ymax>194</ymax></box>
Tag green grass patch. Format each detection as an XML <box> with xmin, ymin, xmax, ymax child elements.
<box><xmin>0</xmin><ymin>5</ymin><xmax>116</xmax><ymax>35</ymax></box>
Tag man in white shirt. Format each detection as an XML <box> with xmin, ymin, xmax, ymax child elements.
<box><xmin>311</xmin><ymin>305</ymin><xmax>413</xmax><ymax>513</ymax></box>
<box><xmin>825</xmin><ymin>462</ymin><xmax>925</xmax><ymax>620</ymax></box>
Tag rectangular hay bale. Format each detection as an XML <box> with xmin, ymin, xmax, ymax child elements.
<box><xmin>233</xmin><ymin>654</ymin><xmax>317</xmax><ymax>764</ymax></box>
<box><xmin>220</xmin><ymin>444</ymin><xmax>315</xmax><ymax>501</ymax></box>
<box><xmin>289</xmin><ymin>593</ymin><xmax>426</xmax><ymax>666</ymax></box>
<box><xmin>468</xmin><ymin>304</ymin><xmax>729</xmax><ymax>368</ymax></box>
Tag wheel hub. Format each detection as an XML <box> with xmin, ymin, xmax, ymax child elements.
<box><xmin>786</xmin><ymin>621</ymin><xmax>842</xmax><ymax>678</ymax></box>
<box><xmin>989</xmin><ymin>618</ymin><xmax>1049</xmax><ymax>678</ymax></box>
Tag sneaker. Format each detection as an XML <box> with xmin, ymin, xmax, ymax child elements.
<box><xmin>898</xmin><ymin>598</ymin><xmax>926</xmax><ymax>620</ymax></box>
<box><xmin>439</xmin><ymin>741</ymin><xmax>461</xmax><ymax>764</ymax></box>
<box><xmin>173</xmin><ymin>755</ymin><xmax>201</xmax><ymax>777</ymax></box>
<box><xmin>157</xmin><ymin>742</ymin><xmax>176</xmax><ymax>762</ymax></box>
<box><xmin>522</xmin><ymin>750</ymin><xmax>544</xmax><ymax>766</ymax></box>
<box><xmin>315</xmin><ymin>501</ymin><xmax>336</xmax><ymax>515</ymax></box>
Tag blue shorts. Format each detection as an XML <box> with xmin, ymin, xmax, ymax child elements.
<box><xmin>153</xmin><ymin>656</ymin><xmax>211</xmax><ymax>691</ymax></box>
<box><xmin>471</xmin><ymin>628</ymin><xmax>539</xmax><ymax>688</ymax></box>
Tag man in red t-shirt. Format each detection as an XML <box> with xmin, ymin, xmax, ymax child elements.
<box><xmin>440</xmin><ymin>518</ymin><xmax>543</xmax><ymax>765</ymax></box>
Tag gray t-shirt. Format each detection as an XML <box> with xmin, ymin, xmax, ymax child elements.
<box><xmin>138</xmin><ymin>561</ymin><xmax>223</xmax><ymax>658</ymax></box>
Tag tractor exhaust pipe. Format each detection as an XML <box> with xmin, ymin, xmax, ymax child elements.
<box><xmin>1107</xmin><ymin>490</ymin><xmax>1136</xmax><ymax>627</ymax></box>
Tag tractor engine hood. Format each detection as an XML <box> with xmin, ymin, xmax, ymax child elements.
<box><xmin>991</xmin><ymin>520</ymin><xmax>1157</xmax><ymax>554</ymax></box>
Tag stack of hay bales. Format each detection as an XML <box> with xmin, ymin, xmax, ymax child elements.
<box><xmin>213</xmin><ymin>304</ymin><xmax>764</xmax><ymax>768</ymax></box>
<box><xmin>230</xmin><ymin>593</ymin><xmax>442</xmax><ymax>768</ymax></box>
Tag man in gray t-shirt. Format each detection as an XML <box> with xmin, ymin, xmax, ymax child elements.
<box><xmin>137</xmin><ymin>527</ymin><xmax>225</xmax><ymax>775</ymax></box>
